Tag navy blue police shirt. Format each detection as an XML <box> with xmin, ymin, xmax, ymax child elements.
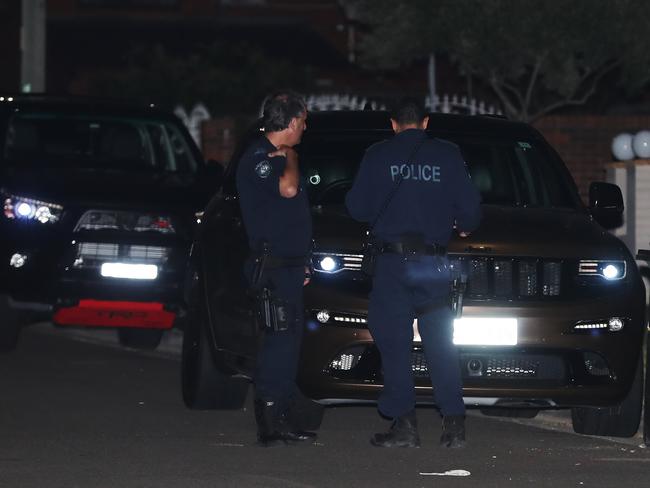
<box><xmin>345</xmin><ymin>128</ymin><xmax>481</xmax><ymax>245</ymax></box>
<box><xmin>236</xmin><ymin>136</ymin><xmax>312</xmax><ymax>258</ymax></box>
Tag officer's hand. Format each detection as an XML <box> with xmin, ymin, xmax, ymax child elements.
<box><xmin>304</xmin><ymin>266</ymin><xmax>311</xmax><ymax>286</ymax></box>
<box><xmin>268</xmin><ymin>145</ymin><xmax>296</xmax><ymax>159</ymax></box>
<box><xmin>458</xmin><ymin>231</ymin><xmax>470</xmax><ymax>238</ymax></box>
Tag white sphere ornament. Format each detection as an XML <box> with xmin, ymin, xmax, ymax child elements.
<box><xmin>632</xmin><ymin>130</ymin><xmax>650</xmax><ymax>159</ymax></box>
<box><xmin>612</xmin><ymin>133</ymin><xmax>635</xmax><ymax>161</ymax></box>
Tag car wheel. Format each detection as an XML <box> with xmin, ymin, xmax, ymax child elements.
<box><xmin>571</xmin><ymin>355</ymin><xmax>643</xmax><ymax>437</ymax></box>
<box><xmin>479</xmin><ymin>408</ymin><xmax>539</xmax><ymax>419</ymax></box>
<box><xmin>0</xmin><ymin>294</ymin><xmax>21</xmax><ymax>353</ymax></box>
<box><xmin>117</xmin><ymin>329</ymin><xmax>164</xmax><ymax>350</ymax></box>
<box><xmin>181</xmin><ymin>274</ymin><xmax>248</xmax><ymax>410</ymax></box>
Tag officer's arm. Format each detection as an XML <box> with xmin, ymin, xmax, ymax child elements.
<box><xmin>345</xmin><ymin>151</ymin><xmax>374</xmax><ymax>222</ymax></box>
<box><xmin>269</xmin><ymin>145</ymin><xmax>299</xmax><ymax>198</ymax></box>
<box><xmin>453</xmin><ymin>154</ymin><xmax>482</xmax><ymax>234</ymax></box>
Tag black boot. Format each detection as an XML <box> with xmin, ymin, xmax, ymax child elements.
<box><xmin>440</xmin><ymin>415</ymin><xmax>466</xmax><ymax>448</ymax></box>
<box><xmin>254</xmin><ymin>398</ymin><xmax>287</xmax><ymax>447</ymax></box>
<box><xmin>370</xmin><ymin>410</ymin><xmax>420</xmax><ymax>448</ymax></box>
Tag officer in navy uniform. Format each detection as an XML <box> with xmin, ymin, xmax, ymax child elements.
<box><xmin>236</xmin><ymin>91</ymin><xmax>316</xmax><ymax>446</ymax></box>
<box><xmin>345</xmin><ymin>97</ymin><xmax>481</xmax><ymax>448</ymax></box>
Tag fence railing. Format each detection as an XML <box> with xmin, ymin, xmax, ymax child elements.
<box><xmin>177</xmin><ymin>94</ymin><xmax>502</xmax><ymax>147</ymax></box>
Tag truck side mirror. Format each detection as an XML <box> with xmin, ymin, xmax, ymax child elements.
<box><xmin>589</xmin><ymin>182</ymin><xmax>624</xmax><ymax>229</ymax></box>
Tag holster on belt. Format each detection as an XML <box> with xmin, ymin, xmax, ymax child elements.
<box><xmin>249</xmin><ymin>243</ymin><xmax>304</xmax><ymax>332</ymax></box>
<box><xmin>256</xmin><ymin>287</ymin><xmax>295</xmax><ymax>332</ymax></box>
<box><xmin>450</xmin><ymin>262</ymin><xmax>468</xmax><ymax>318</ymax></box>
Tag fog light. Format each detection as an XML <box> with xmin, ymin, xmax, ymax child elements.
<box><xmin>608</xmin><ymin>317</ymin><xmax>624</xmax><ymax>331</ymax></box>
<box><xmin>9</xmin><ymin>253</ymin><xmax>27</xmax><ymax>268</ymax></box>
<box><xmin>316</xmin><ymin>309</ymin><xmax>330</xmax><ymax>323</ymax></box>
<box><xmin>583</xmin><ymin>352</ymin><xmax>610</xmax><ymax>376</ymax></box>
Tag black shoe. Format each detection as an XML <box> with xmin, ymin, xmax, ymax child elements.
<box><xmin>440</xmin><ymin>415</ymin><xmax>466</xmax><ymax>448</ymax></box>
<box><xmin>277</xmin><ymin>412</ymin><xmax>317</xmax><ymax>442</ymax></box>
<box><xmin>371</xmin><ymin>410</ymin><xmax>421</xmax><ymax>448</ymax></box>
<box><xmin>254</xmin><ymin>398</ymin><xmax>316</xmax><ymax>446</ymax></box>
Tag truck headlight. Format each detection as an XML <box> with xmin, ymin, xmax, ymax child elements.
<box><xmin>3</xmin><ymin>195</ymin><xmax>63</xmax><ymax>224</ymax></box>
<box><xmin>578</xmin><ymin>260</ymin><xmax>626</xmax><ymax>280</ymax></box>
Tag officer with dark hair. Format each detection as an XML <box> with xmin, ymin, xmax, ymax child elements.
<box><xmin>345</xmin><ymin>97</ymin><xmax>481</xmax><ymax>448</ymax></box>
<box><xmin>236</xmin><ymin>91</ymin><xmax>316</xmax><ymax>446</ymax></box>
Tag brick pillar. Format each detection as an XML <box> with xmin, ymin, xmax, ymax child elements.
<box><xmin>201</xmin><ymin>117</ymin><xmax>236</xmax><ymax>165</ymax></box>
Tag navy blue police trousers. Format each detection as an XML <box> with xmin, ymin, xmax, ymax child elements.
<box><xmin>253</xmin><ymin>265</ymin><xmax>305</xmax><ymax>410</ymax></box>
<box><xmin>368</xmin><ymin>253</ymin><xmax>465</xmax><ymax>418</ymax></box>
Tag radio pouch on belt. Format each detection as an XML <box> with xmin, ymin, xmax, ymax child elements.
<box><xmin>256</xmin><ymin>287</ymin><xmax>294</xmax><ymax>332</ymax></box>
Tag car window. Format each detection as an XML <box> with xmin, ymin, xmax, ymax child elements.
<box><xmin>296</xmin><ymin>131</ymin><xmax>578</xmax><ymax>209</ymax></box>
<box><xmin>2</xmin><ymin>113</ymin><xmax>200</xmax><ymax>173</ymax></box>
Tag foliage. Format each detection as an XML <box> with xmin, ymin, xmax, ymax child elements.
<box><xmin>87</xmin><ymin>41</ymin><xmax>315</xmax><ymax>117</ymax></box>
<box><xmin>353</xmin><ymin>0</ymin><xmax>650</xmax><ymax>121</ymax></box>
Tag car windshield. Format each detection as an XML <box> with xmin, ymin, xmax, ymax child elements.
<box><xmin>2</xmin><ymin>113</ymin><xmax>200</xmax><ymax>173</ymax></box>
<box><xmin>297</xmin><ymin>130</ymin><xmax>579</xmax><ymax>208</ymax></box>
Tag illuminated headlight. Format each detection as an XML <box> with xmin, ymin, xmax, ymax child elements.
<box><xmin>578</xmin><ymin>260</ymin><xmax>626</xmax><ymax>280</ymax></box>
<box><xmin>311</xmin><ymin>252</ymin><xmax>363</xmax><ymax>274</ymax></box>
<box><xmin>319</xmin><ymin>256</ymin><xmax>338</xmax><ymax>272</ymax></box>
<box><xmin>4</xmin><ymin>195</ymin><xmax>63</xmax><ymax>224</ymax></box>
<box><xmin>100</xmin><ymin>263</ymin><xmax>158</xmax><ymax>280</ymax></box>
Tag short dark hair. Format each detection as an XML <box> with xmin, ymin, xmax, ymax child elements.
<box><xmin>390</xmin><ymin>97</ymin><xmax>427</xmax><ymax>126</ymax></box>
<box><xmin>261</xmin><ymin>91</ymin><xmax>306</xmax><ymax>132</ymax></box>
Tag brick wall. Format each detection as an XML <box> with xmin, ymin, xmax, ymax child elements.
<box><xmin>534</xmin><ymin>115</ymin><xmax>650</xmax><ymax>203</ymax></box>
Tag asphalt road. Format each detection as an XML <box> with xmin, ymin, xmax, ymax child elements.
<box><xmin>1</xmin><ymin>324</ymin><xmax>648</xmax><ymax>488</ymax></box>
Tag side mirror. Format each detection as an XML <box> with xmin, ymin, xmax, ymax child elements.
<box><xmin>589</xmin><ymin>182</ymin><xmax>623</xmax><ymax>229</ymax></box>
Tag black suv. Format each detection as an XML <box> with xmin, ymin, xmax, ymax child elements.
<box><xmin>183</xmin><ymin>110</ymin><xmax>646</xmax><ymax>437</ymax></box>
<box><xmin>0</xmin><ymin>95</ymin><xmax>222</xmax><ymax>351</ymax></box>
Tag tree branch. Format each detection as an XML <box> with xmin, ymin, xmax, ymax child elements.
<box><xmin>489</xmin><ymin>71</ymin><xmax>521</xmax><ymax>119</ymax></box>
<box><xmin>529</xmin><ymin>59</ymin><xmax>622</xmax><ymax>121</ymax></box>
<box><xmin>524</xmin><ymin>53</ymin><xmax>548</xmax><ymax>119</ymax></box>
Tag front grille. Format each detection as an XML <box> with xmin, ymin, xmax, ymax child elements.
<box><xmin>485</xmin><ymin>358</ymin><xmax>538</xmax><ymax>378</ymax></box>
<box><xmin>410</xmin><ymin>350</ymin><xmax>566</xmax><ymax>381</ymax></box>
<box><xmin>73</xmin><ymin>242</ymin><xmax>170</xmax><ymax>270</ymax></box>
<box><xmin>452</xmin><ymin>256</ymin><xmax>563</xmax><ymax>299</ymax></box>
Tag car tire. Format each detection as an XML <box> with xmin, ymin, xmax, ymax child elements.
<box><xmin>0</xmin><ymin>295</ymin><xmax>21</xmax><ymax>353</ymax></box>
<box><xmin>480</xmin><ymin>407</ymin><xmax>539</xmax><ymax>419</ymax></box>
<box><xmin>571</xmin><ymin>355</ymin><xmax>643</xmax><ymax>437</ymax></box>
<box><xmin>181</xmin><ymin>274</ymin><xmax>248</xmax><ymax>410</ymax></box>
<box><xmin>643</xmin><ymin>336</ymin><xmax>650</xmax><ymax>447</ymax></box>
<box><xmin>117</xmin><ymin>329</ymin><xmax>164</xmax><ymax>350</ymax></box>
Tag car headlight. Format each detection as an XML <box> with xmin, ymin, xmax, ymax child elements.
<box><xmin>578</xmin><ymin>260</ymin><xmax>626</xmax><ymax>280</ymax></box>
<box><xmin>314</xmin><ymin>255</ymin><xmax>341</xmax><ymax>273</ymax></box>
<box><xmin>312</xmin><ymin>252</ymin><xmax>364</xmax><ymax>274</ymax></box>
<box><xmin>3</xmin><ymin>195</ymin><xmax>63</xmax><ymax>224</ymax></box>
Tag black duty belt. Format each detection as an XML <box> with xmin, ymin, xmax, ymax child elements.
<box><xmin>381</xmin><ymin>242</ymin><xmax>446</xmax><ymax>256</ymax></box>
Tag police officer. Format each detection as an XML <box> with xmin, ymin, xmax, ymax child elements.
<box><xmin>345</xmin><ymin>97</ymin><xmax>481</xmax><ymax>448</ymax></box>
<box><xmin>236</xmin><ymin>91</ymin><xmax>316</xmax><ymax>446</ymax></box>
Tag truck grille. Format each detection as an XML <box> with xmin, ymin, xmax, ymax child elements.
<box><xmin>451</xmin><ymin>256</ymin><xmax>562</xmax><ymax>299</ymax></box>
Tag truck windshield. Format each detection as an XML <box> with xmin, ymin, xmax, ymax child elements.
<box><xmin>298</xmin><ymin>130</ymin><xmax>579</xmax><ymax>208</ymax></box>
<box><xmin>2</xmin><ymin>113</ymin><xmax>199</xmax><ymax>173</ymax></box>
